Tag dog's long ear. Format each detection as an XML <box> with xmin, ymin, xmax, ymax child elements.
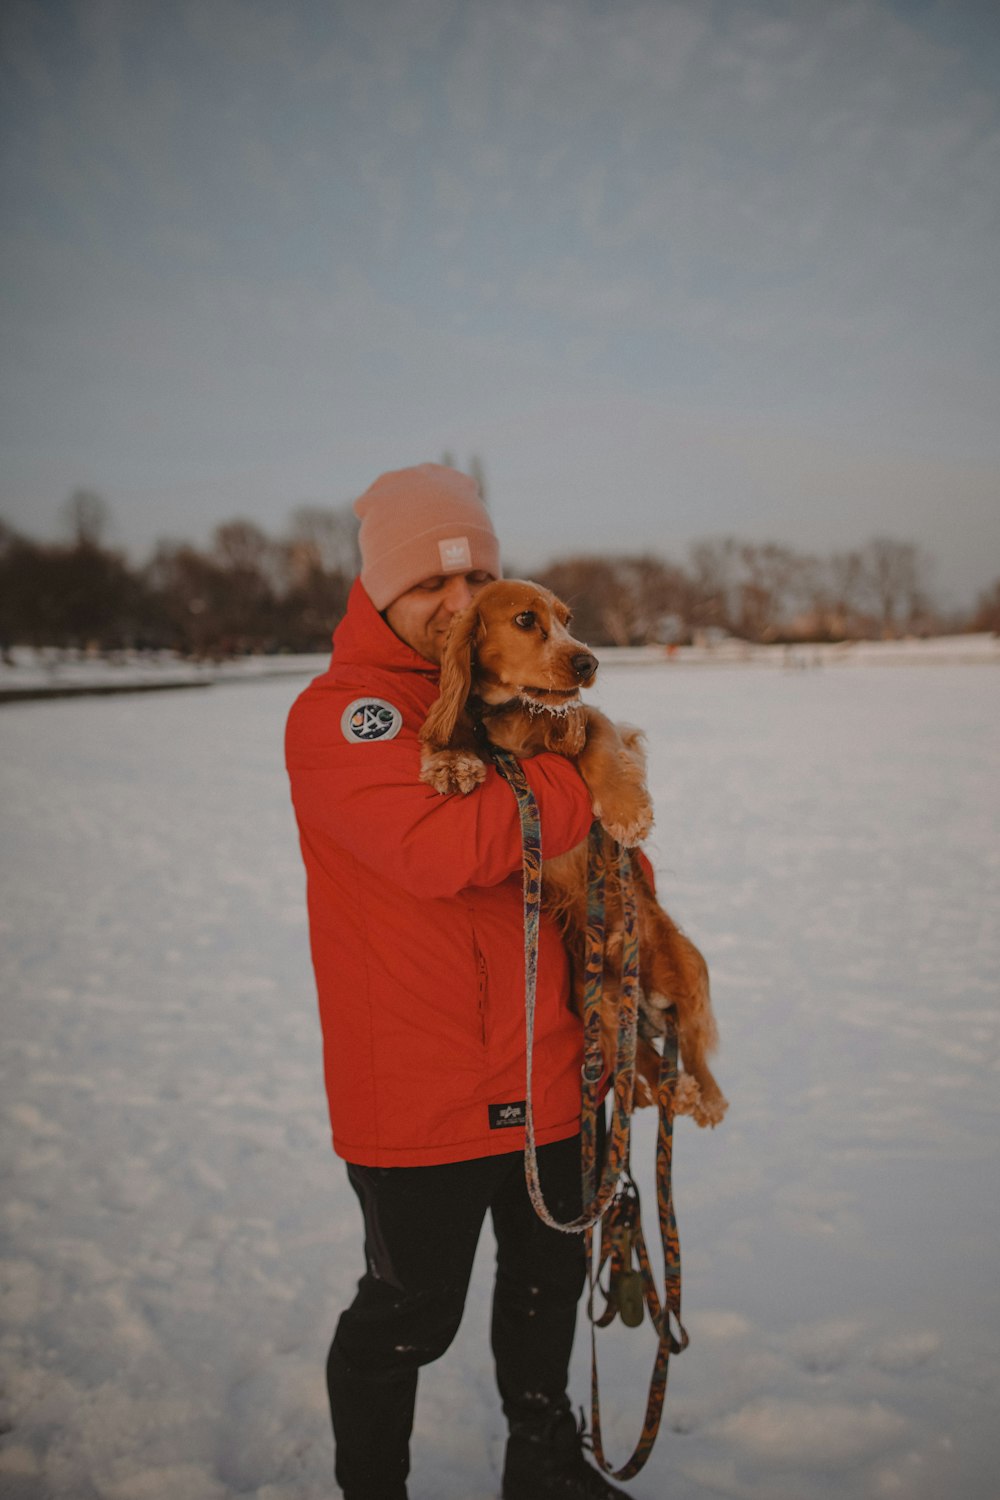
<box><xmin>420</xmin><ymin>605</ymin><xmax>480</xmax><ymax>748</ymax></box>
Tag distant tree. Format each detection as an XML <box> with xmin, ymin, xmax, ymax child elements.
<box><xmin>604</xmin><ymin>554</ymin><xmax>692</xmax><ymax>644</ymax></box>
<box><xmin>273</xmin><ymin>566</ymin><xmax>351</xmax><ymax>651</ymax></box>
<box><xmin>861</xmin><ymin>537</ymin><xmax>927</xmax><ymax>637</ymax></box>
<box><xmin>734</xmin><ymin>543</ymin><xmax>804</xmax><ymax>642</ymax></box>
<box><xmin>61</xmin><ymin>542</ymin><xmax>146</xmax><ymax>648</ymax></box>
<box><xmin>285</xmin><ymin>503</ymin><xmax>360</xmax><ymax>582</ymax></box>
<box><xmin>688</xmin><ymin>538</ymin><xmax>741</xmax><ymax>634</ymax></box>
<box><xmin>274</xmin><ymin>504</ymin><xmax>358</xmax><ymax>648</ymax></box>
<box><xmin>212</xmin><ymin>519</ymin><xmax>275</xmax><ymax>576</ymax></box>
<box><xmin>969</xmin><ymin>578</ymin><xmax>1000</xmax><ymax>634</ymax></box>
<box><xmin>0</xmin><ymin>526</ymin><xmax>32</xmax><ymax>651</ymax></box>
<box><xmin>0</xmin><ymin>521</ymin><xmax>14</xmax><ymax>659</ymax></box>
<box><xmin>146</xmin><ymin>521</ymin><xmax>274</xmax><ymax>652</ymax></box>
<box><xmin>61</xmin><ymin>488</ymin><xmax>111</xmax><ymax>548</ymax></box>
<box><xmin>469</xmin><ymin>455</ymin><xmax>488</xmax><ymax>507</ymax></box>
<box><xmin>821</xmin><ymin>549</ymin><xmax>872</xmax><ymax>638</ymax></box>
<box><xmin>0</xmin><ymin>532</ymin><xmax>145</xmax><ymax>650</ymax></box>
<box><xmin>535</xmin><ymin>553</ymin><xmax>691</xmax><ymax>646</ymax></box>
<box><xmin>533</xmin><ymin>556</ymin><xmax>622</xmax><ymax>645</ymax></box>
<box><xmin>144</xmin><ymin>542</ymin><xmax>234</xmax><ymax>657</ymax></box>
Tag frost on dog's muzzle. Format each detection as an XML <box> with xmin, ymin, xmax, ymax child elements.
<box><xmin>517</xmin><ymin>691</ymin><xmax>577</xmax><ymax>718</ymax></box>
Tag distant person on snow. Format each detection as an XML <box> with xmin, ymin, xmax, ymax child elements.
<box><xmin>285</xmin><ymin>463</ymin><xmax>629</xmax><ymax>1500</ymax></box>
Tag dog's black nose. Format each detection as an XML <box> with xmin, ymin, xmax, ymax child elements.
<box><xmin>571</xmin><ymin>651</ymin><xmax>598</xmax><ymax>681</ymax></box>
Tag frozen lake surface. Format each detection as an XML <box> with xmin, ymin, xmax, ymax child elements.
<box><xmin>1</xmin><ymin>661</ymin><xmax>998</xmax><ymax>1499</ymax></box>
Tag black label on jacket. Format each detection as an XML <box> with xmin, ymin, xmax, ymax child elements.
<box><xmin>489</xmin><ymin>1101</ymin><xmax>527</xmax><ymax>1130</ymax></box>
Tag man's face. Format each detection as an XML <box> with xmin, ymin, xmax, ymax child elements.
<box><xmin>384</xmin><ymin>570</ymin><xmax>494</xmax><ymax>663</ymax></box>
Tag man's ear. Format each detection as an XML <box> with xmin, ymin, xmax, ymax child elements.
<box><xmin>420</xmin><ymin>606</ymin><xmax>480</xmax><ymax>749</ymax></box>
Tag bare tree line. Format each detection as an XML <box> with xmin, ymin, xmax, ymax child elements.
<box><xmin>0</xmin><ymin>491</ymin><xmax>361</xmax><ymax>657</ymax></box>
<box><xmin>535</xmin><ymin>536</ymin><xmax>947</xmax><ymax>647</ymax></box>
<box><xmin>1</xmin><ymin>488</ymin><xmax>997</xmax><ymax>659</ymax></box>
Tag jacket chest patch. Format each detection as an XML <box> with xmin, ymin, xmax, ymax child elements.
<box><xmin>341</xmin><ymin>697</ymin><xmax>403</xmax><ymax>743</ymax></box>
<box><xmin>489</xmin><ymin>1101</ymin><xmax>527</xmax><ymax>1130</ymax></box>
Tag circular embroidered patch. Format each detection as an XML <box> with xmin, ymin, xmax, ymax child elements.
<box><xmin>341</xmin><ymin>697</ymin><xmax>403</xmax><ymax>743</ymax></box>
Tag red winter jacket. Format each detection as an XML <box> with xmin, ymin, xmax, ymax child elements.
<box><xmin>285</xmin><ymin>580</ymin><xmax>595</xmax><ymax>1167</ymax></box>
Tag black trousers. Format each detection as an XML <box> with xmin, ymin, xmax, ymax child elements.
<box><xmin>327</xmin><ymin>1133</ymin><xmax>590</xmax><ymax>1500</ymax></box>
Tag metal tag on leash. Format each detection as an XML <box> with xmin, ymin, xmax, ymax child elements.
<box><xmin>613</xmin><ymin>1267</ymin><xmax>645</xmax><ymax>1328</ymax></box>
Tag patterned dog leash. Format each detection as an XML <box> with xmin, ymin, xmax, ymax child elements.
<box><xmin>491</xmin><ymin>748</ymin><xmax>688</xmax><ymax>1480</ymax></box>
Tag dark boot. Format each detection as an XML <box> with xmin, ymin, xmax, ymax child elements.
<box><xmin>501</xmin><ymin>1406</ymin><xmax>630</xmax><ymax>1499</ymax></box>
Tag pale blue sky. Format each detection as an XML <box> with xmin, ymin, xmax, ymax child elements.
<box><xmin>2</xmin><ymin>0</ymin><xmax>998</xmax><ymax>606</ymax></box>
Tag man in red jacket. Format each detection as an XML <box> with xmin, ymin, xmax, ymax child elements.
<box><xmin>286</xmin><ymin>464</ymin><xmax>628</xmax><ymax>1500</ymax></box>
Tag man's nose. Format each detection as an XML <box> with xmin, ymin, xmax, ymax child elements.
<box><xmin>441</xmin><ymin>575</ymin><xmax>475</xmax><ymax>611</ymax></box>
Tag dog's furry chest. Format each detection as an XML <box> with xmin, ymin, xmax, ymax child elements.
<box><xmin>471</xmin><ymin>698</ymin><xmax>588</xmax><ymax>759</ymax></box>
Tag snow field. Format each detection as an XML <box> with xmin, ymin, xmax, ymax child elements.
<box><xmin>1</xmin><ymin>662</ymin><xmax>998</xmax><ymax>1498</ymax></box>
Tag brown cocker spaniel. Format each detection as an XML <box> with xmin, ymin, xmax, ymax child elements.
<box><xmin>419</xmin><ymin>578</ymin><xmax>727</xmax><ymax>1125</ymax></box>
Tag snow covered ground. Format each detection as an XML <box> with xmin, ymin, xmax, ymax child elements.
<box><xmin>1</xmin><ymin>660</ymin><xmax>998</xmax><ymax>1499</ymax></box>
<box><xmin>0</xmin><ymin>650</ymin><xmax>324</xmax><ymax>703</ymax></box>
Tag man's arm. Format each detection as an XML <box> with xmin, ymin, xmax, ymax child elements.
<box><xmin>286</xmin><ymin>689</ymin><xmax>594</xmax><ymax>900</ymax></box>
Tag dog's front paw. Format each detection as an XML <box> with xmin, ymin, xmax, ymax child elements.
<box><xmin>594</xmin><ymin>787</ymin><xmax>654</xmax><ymax>847</ymax></box>
<box><xmin>420</xmin><ymin>749</ymin><xmax>487</xmax><ymax>795</ymax></box>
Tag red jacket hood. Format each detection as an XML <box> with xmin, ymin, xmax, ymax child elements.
<box><xmin>331</xmin><ymin>577</ymin><xmax>442</xmax><ymax>677</ymax></box>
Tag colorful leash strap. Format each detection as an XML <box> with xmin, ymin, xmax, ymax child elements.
<box><xmin>491</xmin><ymin>749</ymin><xmax>688</xmax><ymax>1479</ymax></box>
<box><xmin>492</xmin><ymin>749</ymin><xmax>630</xmax><ymax>1231</ymax></box>
<box><xmin>587</xmin><ymin>1017</ymin><xmax>690</xmax><ymax>1480</ymax></box>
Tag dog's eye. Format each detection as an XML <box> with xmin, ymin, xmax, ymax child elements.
<box><xmin>514</xmin><ymin>611</ymin><xmax>536</xmax><ymax>630</ymax></box>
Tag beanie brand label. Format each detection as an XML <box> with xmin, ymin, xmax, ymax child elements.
<box><xmin>438</xmin><ymin>536</ymin><xmax>472</xmax><ymax>572</ymax></box>
<box><xmin>341</xmin><ymin>698</ymin><xmax>403</xmax><ymax>744</ymax></box>
<box><xmin>489</xmin><ymin>1100</ymin><xmax>526</xmax><ymax>1130</ymax></box>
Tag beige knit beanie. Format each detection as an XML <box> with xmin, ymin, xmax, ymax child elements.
<box><xmin>353</xmin><ymin>463</ymin><xmax>501</xmax><ymax>609</ymax></box>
